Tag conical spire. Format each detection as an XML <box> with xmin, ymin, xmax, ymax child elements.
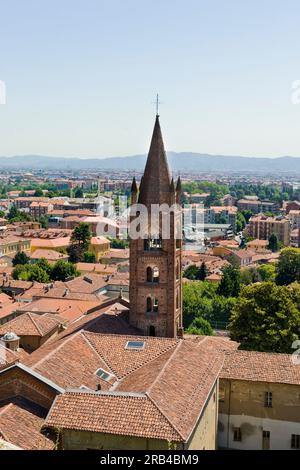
<box><xmin>170</xmin><ymin>177</ymin><xmax>175</xmax><ymax>192</ymax></box>
<box><xmin>176</xmin><ymin>176</ymin><xmax>181</xmax><ymax>192</ymax></box>
<box><xmin>138</xmin><ymin>115</ymin><xmax>171</xmax><ymax>206</ymax></box>
<box><xmin>131</xmin><ymin>176</ymin><xmax>138</xmax><ymax>194</ymax></box>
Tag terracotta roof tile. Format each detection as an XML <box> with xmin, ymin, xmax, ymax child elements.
<box><xmin>221</xmin><ymin>350</ymin><xmax>300</xmax><ymax>385</ymax></box>
<box><xmin>0</xmin><ymin>312</ymin><xmax>62</xmax><ymax>337</ymax></box>
<box><xmin>0</xmin><ymin>398</ymin><xmax>54</xmax><ymax>450</ymax></box>
<box><xmin>45</xmin><ymin>391</ymin><xmax>182</xmax><ymax>442</ymax></box>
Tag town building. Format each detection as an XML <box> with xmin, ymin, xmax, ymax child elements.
<box><xmin>248</xmin><ymin>215</ymin><xmax>290</xmax><ymax>246</ymax></box>
<box><xmin>219</xmin><ymin>350</ymin><xmax>300</xmax><ymax>450</ymax></box>
<box><xmin>237</xmin><ymin>199</ymin><xmax>278</xmax><ymax>214</ymax></box>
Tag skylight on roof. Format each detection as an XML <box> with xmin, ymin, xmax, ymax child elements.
<box><xmin>95</xmin><ymin>368</ymin><xmax>114</xmax><ymax>381</ymax></box>
<box><xmin>125</xmin><ymin>340</ymin><xmax>145</xmax><ymax>350</ymax></box>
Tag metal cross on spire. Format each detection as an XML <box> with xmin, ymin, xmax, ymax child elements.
<box><xmin>154</xmin><ymin>93</ymin><xmax>162</xmax><ymax>116</ymax></box>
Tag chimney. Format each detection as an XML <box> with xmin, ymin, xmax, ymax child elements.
<box><xmin>177</xmin><ymin>327</ymin><xmax>184</xmax><ymax>339</ymax></box>
<box><xmin>63</xmin><ymin>288</ymin><xmax>69</xmax><ymax>297</ymax></box>
<box><xmin>96</xmin><ymin>384</ymin><xmax>101</xmax><ymax>391</ymax></box>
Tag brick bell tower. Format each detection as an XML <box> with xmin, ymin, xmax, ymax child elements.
<box><xmin>129</xmin><ymin>114</ymin><xmax>183</xmax><ymax>338</ymax></box>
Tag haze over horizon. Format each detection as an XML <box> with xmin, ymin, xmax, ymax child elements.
<box><xmin>1</xmin><ymin>0</ymin><xmax>300</xmax><ymax>158</ymax></box>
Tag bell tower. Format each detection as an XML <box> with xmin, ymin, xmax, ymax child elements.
<box><xmin>129</xmin><ymin>115</ymin><xmax>183</xmax><ymax>338</ymax></box>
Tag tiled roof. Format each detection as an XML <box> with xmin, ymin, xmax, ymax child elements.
<box><xmin>30</xmin><ymin>237</ymin><xmax>71</xmax><ymax>248</ymax></box>
<box><xmin>0</xmin><ymin>312</ymin><xmax>62</xmax><ymax>337</ymax></box>
<box><xmin>0</xmin><ymin>398</ymin><xmax>54</xmax><ymax>450</ymax></box>
<box><xmin>0</xmin><ymin>342</ymin><xmax>19</xmax><ymax>369</ymax></box>
<box><xmin>41</xmin><ymin>333</ymin><xmax>230</xmax><ymax>443</ymax></box>
<box><xmin>46</xmin><ymin>332</ymin><xmax>232</xmax><ymax>441</ymax></box>
<box><xmin>90</xmin><ymin>236</ymin><xmax>110</xmax><ymax>245</ymax></box>
<box><xmin>83</xmin><ymin>332</ymin><xmax>179</xmax><ymax>379</ymax></box>
<box><xmin>76</xmin><ymin>262</ymin><xmax>118</xmax><ymax>275</ymax></box>
<box><xmin>221</xmin><ymin>350</ymin><xmax>300</xmax><ymax>385</ymax></box>
<box><xmin>30</xmin><ymin>249</ymin><xmax>68</xmax><ymax>261</ymax></box>
<box><xmin>45</xmin><ymin>391</ymin><xmax>182</xmax><ymax>442</ymax></box>
<box><xmin>16</xmin><ymin>297</ymin><xmax>102</xmax><ymax>322</ymax></box>
<box><xmin>1</xmin><ymin>280</ymin><xmax>32</xmax><ymax>290</ymax></box>
<box><xmin>0</xmin><ymin>302</ymin><xmax>21</xmax><ymax>321</ymax></box>
<box><xmin>65</xmin><ymin>274</ymin><xmax>107</xmax><ymax>294</ymax></box>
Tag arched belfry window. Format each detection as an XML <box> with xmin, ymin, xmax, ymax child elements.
<box><xmin>146</xmin><ymin>296</ymin><xmax>159</xmax><ymax>313</ymax></box>
<box><xmin>153</xmin><ymin>267</ymin><xmax>159</xmax><ymax>283</ymax></box>
<box><xmin>149</xmin><ymin>325</ymin><xmax>156</xmax><ymax>337</ymax></box>
<box><xmin>146</xmin><ymin>266</ymin><xmax>160</xmax><ymax>283</ymax></box>
<box><xmin>146</xmin><ymin>297</ymin><xmax>152</xmax><ymax>313</ymax></box>
<box><xmin>144</xmin><ymin>238</ymin><xmax>162</xmax><ymax>251</ymax></box>
<box><xmin>147</xmin><ymin>267</ymin><xmax>153</xmax><ymax>283</ymax></box>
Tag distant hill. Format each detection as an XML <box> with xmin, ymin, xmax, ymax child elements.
<box><xmin>0</xmin><ymin>152</ymin><xmax>300</xmax><ymax>173</ymax></box>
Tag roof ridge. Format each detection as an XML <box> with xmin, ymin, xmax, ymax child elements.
<box><xmin>146</xmin><ymin>394</ymin><xmax>184</xmax><ymax>442</ymax></box>
<box><xmin>28</xmin><ymin>313</ymin><xmax>43</xmax><ymax>336</ymax></box>
<box><xmin>146</xmin><ymin>340</ymin><xmax>183</xmax><ymax>395</ymax></box>
<box><xmin>84</xmin><ymin>331</ymin><xmax>180</xmax><ymax>380</ymax></box>
<box><xmin>30</xmin><ymin>330</ymin><xmax>83</xmax><ymax>369</ymax></box>
<box><xmin>80</xmin><ymin>331</ymin><xmax>116</xmax><ymax>377</ymax></box>
<box><xmin>0</xmin><ymin>427</ymin><xmax>9</xmax><ymax>443</ymax></box>
<box><xmin>177</xmin><ymin>346</ymin><xmax>225</xmax><ymax>435</ymax></box>
<box><xmin>83</xmin><ymin>330</ymin><xmax>178</xmax><ymax>342</ymax></box>
<box><xmin>0</xmin><ymin>402</ymin><xmax>13</xmax><ymax>417</ymax></box>
<box><xmin>65</xmin><ymin>389</ymin><xmax>147</xmax><ymax>398</ymax></box>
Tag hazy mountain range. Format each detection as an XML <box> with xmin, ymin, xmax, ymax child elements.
<box><xmin>1</xmin><ymin>152</ymin><xmax>300</xmax><ymax>173</ymax></box>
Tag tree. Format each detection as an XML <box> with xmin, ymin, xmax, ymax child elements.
<box><xmin>182</xmin><ymin>281</ymin><xmax>236</xmax><ymax>332</ymax></box>
<box><xmin>38</xmin><ymin>215</ymin><xmax>49</xmax><ymax>229</ymax></box>
<box><xmin>211</xmin><ymin>295</ymin><xmax>237</xmax><ymax>326</ymax></box>
<box><xmin>236</xmin><ymin>211</ymin><xmax>246</xmax><ymax>232</ymax></box>
<box><xmin>71</xmin><ymin>223</ymin><xmax>91</xmax><ymax>250</ymax></box>
<box><xmin>228</xmin><ymin>282</ymin><xmax>300</xmax><ymax>353</ymax></box>
<box><xmin>109</xmin><ymin>238</ymin><xmax>129</xmax><ymax>249</ymax></box>
<box><xmin>83</xmin><ymin>251</ymin><xmax>96</xmax><ymax>263</ymax></box>
<box><xmin>257</xmin><ymin>264</ymin><xmax>276</xmax><ymax>282</ymax></box>
<box><xmin>276</xmin><ymin>248</ymin><xmax>300</xmax><ymax>285</ymax></box>
<box><xmin>240</xmin><ymin>268</ymin><xmax>253</xmax><ymax>285</ymax></box>
<box><xmin>268</xmin><ymin>233</ymin><xmax>279</xmax><ymax>252</ymax></box>
<box><xmin>12</xmin><ymin>251</ymin><xmax>29</xmax><ymax>267</ymax></box>
<box><xmin>217</xmin><ymin>265</ymin><xmax>241</xmax><ymax>297</ymax></box>
<box><xmin>67</xmin><ymin>244</ymin><xmax>82</xmax><ymax>263</ymax></box>
<box><xmin>35</xmin><ymin>258</ymin><xmax>52</xmax><ymax>274</ymax></box>
<box><xmin>186</xmin><ymin>317</ymin><xmax>214</xmax><ymax>336</ymax></box>
<box><xmin>183</xmin><ymin>281</ymin><xmax>216</xmax><ymax>328</ymax></box>
<box><xmin>7</xmin><ymin>205</ymin><xmax>18</xmax><ymax>220</ymax></box>
<box><xmin>51</xmin><ymin>260</ymin><xmax>80</xmax><ymax>281</ymax></box>
<box><xmin>68</xmin><ymin>223</ymin><xmax>91</xmax><ymax>263</ymax></box>
<box><xmin>183</xmin><ymin>265</ymin><xmax>199</xmax><ymax>281</ymax></box>
<box><xmin>240</xmin><ymin>210</ymin><xmax>253</xmax><ymax>223</ymax></box>
<box><xmin>27</xmin><ymin>265</ymin><xmax>50</xmax><ymax>283</ymax></box>
<box><xmin>12</xmin><ymin>264</ymin><xmax>50</xmax><ymax>282</ymax></box>
<box><xmin>198</xmin><ymin>262</ymin><xmax>208</xmax><ymax>281</ymax></box>
<box><xmin>34</xmin><ymin>188</ymin><xmax>43</xmax><ymax>197</ymax></box>
<box><xmin>7</xmin><ymin>204</ymin><xmax>32</xmax><ymax>222</ymax></box>
<box><xmin>12</xmin><ymin>264</ymin><xmax>28</xmax><ymax>280</ymax></box>
<box><xmin>74</xmin><ymin>187</ymin><xmax>84</xmax><ymax>198</ymax></box>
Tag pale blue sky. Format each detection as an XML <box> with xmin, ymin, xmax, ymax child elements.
<box><xmin>1</xmin><ymin>0</ymin><xmax>300</xmax><ymax>158</ymax></box>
